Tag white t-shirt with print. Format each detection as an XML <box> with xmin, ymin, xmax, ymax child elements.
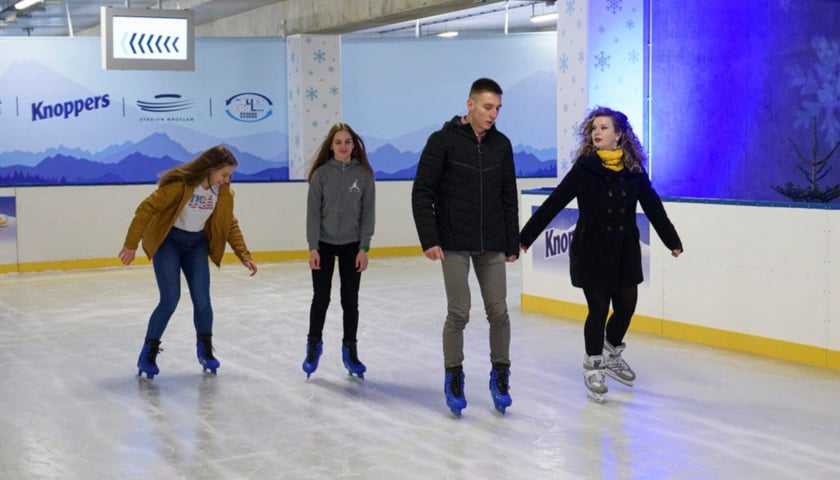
<box><xmin>174</xmin><ymin>184</ymin><xmax>217</xmax><ymax>232</ymax></box>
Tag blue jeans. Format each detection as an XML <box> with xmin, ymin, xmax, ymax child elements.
<box><xmin>145</xmin><ymin>227</ymin><xmax>213</xmax><ymax>340</ymax></box>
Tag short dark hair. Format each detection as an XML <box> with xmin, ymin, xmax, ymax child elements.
<box><xmin>469</xmin><ymin>77</ymin><xmax>503</xmax><ymax>97</ymax></box>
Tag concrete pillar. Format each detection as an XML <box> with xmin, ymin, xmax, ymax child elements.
<box><xmin>286</xmin><ymin>34</ymin><xmax>342</xmax><ymax>180</ymax></box>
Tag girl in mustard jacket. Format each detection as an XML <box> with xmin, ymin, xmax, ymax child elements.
<box><xmin>119</xmin><ymin>145</ymin><xmax>258</xmax><ymax>380</ymax></box>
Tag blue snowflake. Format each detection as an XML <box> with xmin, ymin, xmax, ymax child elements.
<box><xmin>294</xmin><ymin>135</ymin><xmax>300</xmax><ymax>146</ymax></box>
<box><xmin>628</xmin><ymin>50</ymin><xmax>640</xmax><ymax>64</ymax></box>
<box><xmin>566</xmin><ymin>0</ymin><xmax>576</xmax><ymax>15</ymax></box>
<box><xmin>329</xmin><ymin>86</ymin><xmax>339</xmax><ymax>95</ymax></box>
<box><xmin>788</xmin><ymin>36</ymin><xmax>840</xmax><ymax>144</ymax></box>
<box><xmin>606</xmin><ymin>0</ymin><xmax>622</xmax><ymax>14</ymax></box>
<box><xmin>305</xmin><ymin>87</ymin><xmax>318</xmax><ymax>100</ymax></box>
<box><xmin>578</xmin><ymin>49</ymin><xmax>585</xmax><ymax>63</ymax></box>
<box><xmin>594</xmin><ymin>51</ymin><xmax>611</xmax><ymax>71</ymax></box>
<box><xmin>563</xmin><ymin>103</ymin><xmax>569</xmax><ymax>113</ymax></box>
<box><xmin>328</xmin><ymin>66</ymin><xmax>335</xmax><ymax>72</ymax></box>
<box><xmin>598</xmin><ymin>25</ymin><xmax>606</xmax><ymax>34</ymax></box>
<box><xmin>559</xmin><ymin>53</ymin><xmax>569</xmax><ymax>72</ymax></box>
<box><xmin>626</xmin><ymin>18</ymin><xmax>635</xmax><ymax>29</ymax></box>
<box><xmin>313</xmin><ymin>49</ymin><xmax>326</xmax><ymax>63</ymax></box>
<box><xmin>312</xmin><ymin>120</ymin><xmax>319</xmax><ymax>128</ymax></box>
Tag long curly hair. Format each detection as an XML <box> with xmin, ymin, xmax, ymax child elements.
<box><xmin>575</xmin><ymin>107</ymin><xmax>646</xmax><ymax>172</ymax></box>
<box><xmin>158</xmin><ymin>145</ymin><xmax>238</xmax><ymax>186</ymax></box>
<box><xmin>307</xmin><ymin>122</ymin><xmax>373</xmax><ymax>182</ymax></box>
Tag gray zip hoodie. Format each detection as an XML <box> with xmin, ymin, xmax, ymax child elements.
<box><xmin>307</xmin><ymin>158</ymin><xmax>375</xmax><ymax>251</ymax></box>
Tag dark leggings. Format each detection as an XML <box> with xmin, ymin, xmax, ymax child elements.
<box><xmin>308</xmin><ymin>241</ymin><xmax>361</xmax><ymax>343</ymax></box>
<box><xmin>582</xmin><ymin>285</ymin><xmax>638</xmax><ymax>356</ymax></box>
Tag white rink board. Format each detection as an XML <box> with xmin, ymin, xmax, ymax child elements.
<box><xmin>521</xmin><ymin>192</ymin><xmax>838</xmax><ymax>352</ymax></box>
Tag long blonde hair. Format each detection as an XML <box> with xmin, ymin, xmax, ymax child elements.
<box><xmin>307</xmin><ymin>123</ymin><xmax>373</xmax><ymax>182</ymax></box>
<box><xmin>576</xmin><ymin>107</ymin><xmax>646</xmax><ymax>172</ymax></box>
<box><xmin>158</xmin><ymin>145</ymin><xmax>238</xmax><ymax>186</ymax></box>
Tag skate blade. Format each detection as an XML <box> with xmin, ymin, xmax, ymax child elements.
<box><xmin>587</xmin><ymin>391</ymin><xmax>606</xmax><ymax>403</ymax></box>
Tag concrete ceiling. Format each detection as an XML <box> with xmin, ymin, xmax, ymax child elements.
<box><xmin>0</xmin><ymin>0</ymin><xmax>558</xmax><ymax>38</ymax></box>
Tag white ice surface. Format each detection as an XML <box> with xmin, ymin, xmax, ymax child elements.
<box><xmin>1</xmin><ymin>256</ymin><xmax>839</xmax><ymax>479</ymax></box>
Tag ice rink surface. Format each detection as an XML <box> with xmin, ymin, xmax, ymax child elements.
<box><xmin>1</xmin><ymin>256</ymin><xmax>839</xmax><ymax>479</ymax></box>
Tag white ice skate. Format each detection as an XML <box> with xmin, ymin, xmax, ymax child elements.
<box><xmin>583</xmin><ymin>355</ymin><xmax>608</xmax><ymax>403</ymax></box>
<box><xmin>604</xmin><ymin>340</ymin><xmax>636</xmax><ymax>386</ymax></box>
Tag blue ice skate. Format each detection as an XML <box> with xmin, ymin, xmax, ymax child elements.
<box><xmin>444</xmin><ymin>368</ymin><xmax>467</xmax><ymax>417</ymax></box>
<box><xmin>489</xmin><ymin>365</ymin><xmax>512</xmax><ymax>414</ymax></box>
<box><xmin>196</xmin><ymin>334</ymin><xmax>220</xmax><ymax>374</ymax></box>
<box><xmin>341</xmin><ymin>342</ymin><xmax>366</xmax><ymax>379</ymax></box>
<box><xmin>136</xmin><ymin>339</ymin><xmax>162</xmax><ymax>380</ymax></box>
<box><xmin>302</xmin><ymin>339</ymin><xmax>323</xmax><ymax>378</ymax></box>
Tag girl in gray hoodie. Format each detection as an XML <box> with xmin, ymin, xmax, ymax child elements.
<box><xmin>302</xmin><ymin>123</ymin><xmax>376</xmax><ymax>379</ymax></box>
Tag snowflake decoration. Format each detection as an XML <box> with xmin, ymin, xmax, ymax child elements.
<box><xmin>628</xmin><ymin>50</ymin><xmax>640</xmax><ymax>64</ymax></box>
<box><xmin>606</xmin><ymin>0</ymin><xmax>622</xmax><ymax>14</ymax></box>
<box><xmin>626</xmin><ymin>19</ymin><xmax>635</xmax><ymax>29</ymax></box>
<box><xmin>563</xmin><ymin>103</ymin><xmax>569</xmax><ymax>113</ymax></box>
<box><xmin>312</xmin><ymin>120</ymin><xmax>319</xmax><ymax>128</ymax></box>
<box><xmin>328</xmin><ymin>66</ymin><xmax>335</xmax><ymax>72</ymax></box>
<box><xmin>322</xmin><ymin>103</ymin><xmax>328</xmax><ymax>109</ymax></box>
<box><xmin>313</xmin><ymin>49</ymin><xmax>326</xmax><ymax>63</ymax></box>
<box><xmin>305</xmin><ymin>87</ymin><xmax>318</xmax><ymax>100</ymax></box>
<box><xmin>594</xmin><ymin>51</ymin><xmax>611</xmax><ymax>71</ymax></box>
<box><xmin>788</xmin><ymin>36</ymin><xmax>840</xmax><ymax>144</ymax></box>
<box><xmin>294</xmin><ymin>135</ymin><xmax>300</xmax><ymax>147</ymax></box>
<box><xmin>578</xmin><ymin>49</ymin><xmax>585</xmax><ymax>63</ymax></box>
<box><xmin>559</xmin><ymin>53</ymin><xmax>569</xmax><ymax>73</ymax></box>
<box><xmin>305</xmin><ymin>37</ymin><xmax>312</xmax><ymax>44</ymax></box>
<box><xmin>566</xmin><ymin>0</ymin><xmax>576</xmax><ymax>15</ymax></box>
<box><xmin>308</xmin><ymin>70</ymin><xmax>314</xmax><ymax>77</ymax></box>
<box><xmin>598</xmin><ymin>25</ymin><xmax>606</xmax><ymax>34</ymax></box>
<box><xmin>290</xmin><ymin>52</ymin><xmax>296</xmax><ymax>63</ymax></box>
<box><xmin>329</xmin><ymin>86</ymin><xmax>339</xmax><ymax>95</ymax></box>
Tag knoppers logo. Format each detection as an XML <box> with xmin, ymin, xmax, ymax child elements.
<box><xmin>225</xmin><ymin>92</ymin><xmax>273</xmax><ymax>122</ymax></box>
<box><xmin>31</xmin><ymin>94</ymin><xmax>111</xmax><ymax>122</ymax></box>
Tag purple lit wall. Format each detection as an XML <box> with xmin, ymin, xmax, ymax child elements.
<box><xmin>651</xmin><ymin>0</ymin><xmax>840</xmax><ymax>201</ymax></box>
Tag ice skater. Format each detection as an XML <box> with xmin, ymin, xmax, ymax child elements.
<box><xmin>302</xmin><ymin>122</ymin><xmax>376</xmax><ymax>379</ymax></box>
<box><xmin>519</xmin><ymin>107</ymin><xmax>682</xmax><ymax>402</ymax></box>
<box><xmin>412</xmin><ymin>78</ymin><xmax>520</xmax><ymax>416</ymax></box>
<box><xmin>119</xmin><ymin>145</ymin><xmax>258</xmax><ymax>380</ymax></box>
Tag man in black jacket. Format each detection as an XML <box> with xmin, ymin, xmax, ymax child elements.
<box><xmin>411</xmin><ymin>78</ymin><xmax>520</xmax><ymax>417</ymax></box>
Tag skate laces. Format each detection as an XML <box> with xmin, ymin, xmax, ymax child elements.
<box><xmin>607</xmin><ymin>354</ymin><xmax>630</xmax><ymax>373</ymax></box>
<box><xmin>305</xmin><ymin>342</ymin><xmax>319</xmax><ymax>363</ymax></box>
<box><xmin>585</xmin><ymin>369</ymin><xmax>606</xmax><ymax>385</ymax></box>
<box><xmin>448</xmin><ymin>373</ymin><xmax>464</xmax><ymax>398</ymax></box>
<box><xmin>493</xmin><ymin>369</ymin><xmax>510</xmax><ymax>395</ymax></box>
<box><xmin>146</xmin><ymin>346</ymin><xmax>162</xmax><ymax>365</ymax></box>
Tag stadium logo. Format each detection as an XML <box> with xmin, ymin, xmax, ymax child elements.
<box><xmin>225</xmin><ymin>92</ymin><xmax>273</xmax><ymax>123</ymax></box>
<box><xmin>136</xmin><ymin>93</ymin><xmax>194</xmax><ymax>113</ymax></box>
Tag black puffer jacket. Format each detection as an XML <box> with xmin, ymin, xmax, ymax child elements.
<box><xmin>520</xmin><ymin>154</ymin><xmax>682</xmax><ymax>290</ymax></box>
<box><xmin>412</xmin><ymin>116</ymin><xmax>520</xmax><ymax>256</ymax></box>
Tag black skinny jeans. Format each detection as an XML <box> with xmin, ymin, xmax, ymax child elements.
<box><xmin>582</xmin><ymin>285</ymin><xmax>638</xmax><ymax>356</ymax></box>
<box><xmin>308</xmin><ymin>241</ymin><xmax>361</xmax><ymax>344</ymax></box>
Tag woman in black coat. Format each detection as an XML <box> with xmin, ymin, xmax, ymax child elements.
<box><xmin>519</xmin><ymin>107</ymin><xmax>683</xmax><ymax>402</ymax></box>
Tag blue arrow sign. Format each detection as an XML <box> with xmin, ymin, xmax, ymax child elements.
<box><xmin>124</xmin><ymin>32</ymin><xmax>184</xmax><ymax>56</ymax></box>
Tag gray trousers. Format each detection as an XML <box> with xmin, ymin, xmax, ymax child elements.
<box><xmin>441</xmin><ymin>251</ymin><xmax>511</xmax><ymax>368</ymax></box>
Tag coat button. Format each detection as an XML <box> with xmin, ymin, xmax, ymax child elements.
<box><xmin>608</xmin><ymin>190</ymin><xmax>613</xmax><ymax>197</ymax></box>
<box><xmin>606</xmin><ymin>225</ymin><xmax>612</xmax><ymax>232</ymax></box>
<box><xmin>620</xmin><ymin>208</ymin><xmax>626</xmax><ymax>214</ymax></box>
<box><xmin>619</xmin><ymin>225</ymin><xmax>625</xmax><ymax>231</ymax></box>
<box><xmin>621</xmin><ymin>190</ymin><xmax>627</xmax><ymax>197</ymax></box>
<box><xmin>607</xmin><ymin>208</ymin><xmax>613</xmax><ymax>214</ymax></box>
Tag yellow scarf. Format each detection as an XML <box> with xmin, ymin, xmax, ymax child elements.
<box><xmin>596</xmin><ymin>149</ymin><xmax>624</xmax><ymax>172</ymax></box>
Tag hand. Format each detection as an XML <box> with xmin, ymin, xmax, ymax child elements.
<box><xmin>671</xmin><ymin>249</ymin><xmax>682</xmax><ymax>258</ymax></box>
<box><xmin>505</xmin><ymin>254</ymin><xmax>518</xmax><ymax>263</ymax></box>
<box><xmin>519</xmin><ymin>243</ymin><xmax>529</xmax><ymax>253</ymax></box>
<box><xmin>118</xmin><ymin>247</ymin><xmax>136</xmax><ymax>265</ymax></box>
<box><xmin>423</xmin><ymin>246</ymin><xmax>444</xmax><ymax>261</ymax></box>
<box><xmin>356</xmin><ymin>250</ymin><xmax>369</xmax><ymax>272</ymax></box>
<box><xmin>243</xmin><ymin>260</ymin><xmax>258</xmax><ymax>276</ymax></box>
<box><xmin>309</xmin><ymin>249</ymin><xmax>321</xmax><ymax>270</ymax></box>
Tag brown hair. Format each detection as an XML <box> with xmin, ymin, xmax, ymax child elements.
<box><xmin>307</xmin><ymin>122</ymin><xmax>373</xmax><ymax>181</ymax></box>
<box><xmin>158</xmin><ymin>145</ymin><xmax>238</xmax><ymax>187</ymax></box>
<box><xmin>576</xmin><ymin>106</ymin><xmax>646</xmax><ymax>172</ymax></box>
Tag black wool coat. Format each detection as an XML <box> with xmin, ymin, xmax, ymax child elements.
<box><xmin>412</xmin><ymin>116</ymin><xmax>520</xmax><ymax>256</ymax></box>
<box><xmin>520</xmin><ymin>154</ymin><xmax>682</xmax><ymax>290</ymax></box>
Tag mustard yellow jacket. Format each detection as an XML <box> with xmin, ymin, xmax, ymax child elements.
<box><xmin>123</xmin><ymin>181</ymin><xmax>252</xmax><ymax>267</ymax></box>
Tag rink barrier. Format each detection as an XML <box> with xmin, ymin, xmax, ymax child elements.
<box><xmin>522</xmin><ymin>294</ymin><xmax>840</xmax><ymax>371</ymax></box>
<box><xmin>2</xmin><ymin>246</ymin><xmax>422</xmax><ymax>274</ymax></box>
